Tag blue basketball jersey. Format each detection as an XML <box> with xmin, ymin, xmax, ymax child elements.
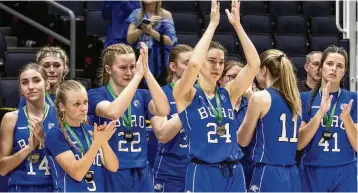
<box><xmin>18</xmin><ymin>94</ymin><xmax>56</xmax><ymax>109</ymax></box>
<box><xmin>178</xmin><ymin>87</ymin><xmax>243</xmax><ymax>163</ymax></box>
<box><xmin>153</xmin><ymin>84</ymin><xmax>189</xmax><ymax>184</ymax></box>
<box><xmin>301</xmin><ymin>89</ymin><xmax>357</xmax><ymax>167</ymax></box>
<box><xmin>252</xmin><ymin>88</ymin><xmax>301</xmax><ymax>166</ymax></box>
<box><xmin>88</xmin><ymin>86</ymin><xmax>152</xmax><ymax>169</ymax></box>
<box><xmin>236</xmin><ymin>97</ymin><xmax>254</xmax><ymax>163</ymax></box>
<box><xmin>8</xmin><ymin>104</ymin><xmax>58</xmax><ymax>186</ymax></box>
<box><xmin>45</xmin><ymin>124</ymin><xmax>105</xmax><ymax>192</ymax></box>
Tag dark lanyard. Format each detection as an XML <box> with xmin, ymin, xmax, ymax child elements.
<box><xmin>64</xmin><ymin>122</ymin><xmax>91</xmax><ymax>153</ymax></box>
<box><xmin>106</xmin><ymin>84</ymin><xmax>132</xmax><ymax>129</ymax></box>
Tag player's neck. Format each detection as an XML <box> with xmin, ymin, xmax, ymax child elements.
<box><xmin>26</xmin><ymin>98</ymin><xmax>46</xmax><ymax>119</ymax></box>
<box><xmin>321</xmin><ymin>80</ymin><xmax>340</xmax><ymax>93</ymax></box>
<box><xmin>198</xmin><ymin>77</ymin><xmax>216</xmax><ymax>97</ymax></box>
<box><xmin>108</xmin><ymin>79</ymin><xmax>124</xmax><ymax>96</ymax></box>
<box><xmin>172</xmin><ymin>76</ymin><xmax>179</xmax><ymax>84</ymax></box>
<box><xmin>48</xmin><ymin>84</ymin><xmax>58</xmax><ymax>95</ymax></box>
<box><xmin>64</xmin><ymin>116</ymin><xmax>81</xmax><ymax>127</ymax></box>
<box><xmin>306</xmin><ymin>76</ymin><xmax>318</xmax><ymax>89</ymax></box>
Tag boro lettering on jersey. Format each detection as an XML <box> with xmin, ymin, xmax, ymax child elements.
<box><xmin>197</xmin><ymin>106</ymin><xmax>234</xmax><ymax>120</ymax></box>
<box><xmin>114</xmin><ymin>115</ymin><xmax>146</xmax><ymax>128</ymax></box>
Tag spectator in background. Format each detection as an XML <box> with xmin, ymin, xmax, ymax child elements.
<box><xmin>298</xmin><ymin>51</ymin><xmax>322</xmax><ymax>92</ymax></box>
<box><xmin>127</xmin><ymin>0</ymin><xmax>177</xmax><ymax>84</ymax></box>
<box><xmin>102</xmin><ymin>1</ymin><xmax>140</xmax><ymax>48</ymax></box>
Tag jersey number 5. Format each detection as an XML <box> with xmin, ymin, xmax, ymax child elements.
<box><xmin>278</xmin><ymin>114</ymin><xmax>298</xmax><ymax>142</ymax></box>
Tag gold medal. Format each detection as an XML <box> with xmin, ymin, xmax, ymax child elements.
<box><xmin>28</xmin><ymin>153</ymin><xmax>40</xmax><ymax>163</ymax></box>
<box><xmin>216</xmin><ymin>125</ymin><xmax>226</xmax><ymax>136</ymax></box>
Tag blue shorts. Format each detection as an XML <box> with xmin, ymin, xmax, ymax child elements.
<box><xmin>8</xmin><ymin>185</ymin><xmax>53</xmax><ymax>192</ymax></box>
<box><xmin>249</xmin><ymin>164</ymin><xmax>301</xmax><ymax>192</ymax></box>
<box><xmin>301</xmin><ymin>162</ymin><xmax>357</xmax><ymax>192</ymax></box>
<box><xmin>154</xmin><ymin>178</ymin><xmax>185</xmax><ymax>192</ymax></box>
<box><xmin>105</xmin><ymin>166</ymin><xmax>153</xmax><ymax>192</ymax></box>
<box><xmin>185</xmin><ymin>162</ymin><xmax>246</xmax><ymax>192</ymax></box>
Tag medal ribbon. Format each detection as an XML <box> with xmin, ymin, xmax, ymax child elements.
<box><xmin>170</xmin><ymin>82</ymin><xmax>175</xmax><ymax>89</ymax></box>
<box><xmin>45</xmin><ymin>92</ymin><xmax>55</xmax><ymax>107</ymax></box>
<box><xmin>106</xmin><ymin>84</ymin><xmax>132</xmax><ymax>129</ymax></box>
<box><xmin>196</xmin><ymin>84</ymin><xmax>223</xmax><ymax>123</ymax></box>
<box><xmin>64</xmin><ymin>122</ymin><xmax>91</xmax><ymax>154</ymax></box>
<box><xmin>319</xmin><ymin>88</ymin><xmax>341</xmax><ymax>131</ymax></box>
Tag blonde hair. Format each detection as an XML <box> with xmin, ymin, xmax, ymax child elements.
<box><xmin>36</xmin><ymin>46</ymin><xmax>69</xmax><ymax>79</ymax></box>
<box><xmin>98</xmin><ymin>44</ymin><xmax>135</xmax><ymax>85</ymax></box>
<box><xmin>138</xmin><ymin>0</ymin><xmax>163</xmax><ymax>24</ymax></box>
<box><xmin>167</xmin><ymin>44</ymin><xmax>193</xmax><ymax>83</ymax></box>
<box><xmin>55</xmin><ymin>80</ymin><xmax>86</xmax><ymax>153</ymax></box>
<box><xmin>260</xmin><ymin>49</ymin><xmax>301</xmax><ymax>116</ymax></box>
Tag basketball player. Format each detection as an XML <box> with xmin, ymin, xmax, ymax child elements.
<box><xmin>18</xmin><ymin>46</ymin><xmax>69</xmax><ymax>108</ymax></box>
<box><xmin>299</xmin><ymin>45</ymin><xmax>357</xmax><ymax>192</ymax></box>
<box><xmin>238</xmin><ymin>50</ymin><xmax>302</xmax><ymax>192</ymax></box>
<box><xmin>173</xmin><ymin>0</ymin><xmax>260</xmax><ymax>191</ymax></box>
<box><xmin>45</xmin><ymin>80</ymin><xmax>118</xmax><ymax>192</ymax></box>
<box><xmin>0</xmin><ymin>63</ymin><xmax>58</xmax><ymax>192</ymax></box>
<box><xmin>88</xmin><ymin>42</ymin><xmax>169</xmax><ymax>192</ymax></box>
<box><xmin>151</xmin><ymin>44</ymin><xmax>193</xmax><ymax>192</ymax></box>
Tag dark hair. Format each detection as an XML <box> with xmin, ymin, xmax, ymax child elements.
<box><xmin>307</xmin><ymin>45</ymin><xmax>348</xmax><ymax>117</ymax></box>
<box><xmin>167</xmin><ymin>44</ymin><xmax>193</xmax><ymax>83</ymax></box>
<box><xmin>208</xmin><ymin>41</ymin><xmax>228</xmax><ymax>56</ymax></box>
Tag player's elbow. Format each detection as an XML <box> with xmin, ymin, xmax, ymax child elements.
<box><xmin>157</xmin><ymin>135</ymin><xmax>170</xmax><ymax>144</ymax></box>
<box><xmin>106</xmin><ymin>164</ymin><xmax>119</xmax><ymax>173</ymax></box>
<box><xmin>0</xmin><ymin>168</ymin><xmax>9</xmax><ymax>176</ymax></box>
<box><xmin>71</xmin><ymin>172</ymin><xmax>84</xmax><ymax>182</ymax></box>
<box><xmin>238</xmin><ymin>139</ymin><xmax>250</xmax><ymax>147</ymax></box>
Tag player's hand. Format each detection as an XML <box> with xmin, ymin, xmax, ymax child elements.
<box><xmin>151</xmin><ymin>15</ymin><xmax>162</xmax><ymax>27</ymax></box>
<box><xmin>340</xmin><ymin>99</ymin><xmax>353</xmax><ymax>121</ymax></box>
<box><xmin>28</xmin><ymin>117</ymin><xmax>45</xmax><ymax>146</ymax></box>
<box><xmin>139</xmin><ymin>42</ymin><xmax>150</xmax><ymax>78</ymax></box>
<box><xmin>210</xmin><ymin>0</ymin><xmax>220</xmax><ymax>27</ymax></box>
<box><xmin>28</xmin><ymin>132</ymin><xmax>40</xmax><ymax>151</ymax></box>
<box><xmin>226</xmin><ymin>0</ymin><xmax>241</xmax><ymax>27</ymax></box>
<box><xmin>140</xmin><ymin>23</ymin><xmax>153</xmax><ymax>35</ymax></box>
<box><xmin>92</xmin><ymin>121</ymin><xmax>117</xmax><ymax>145</ymax></box>
<box><xmin>319</xmin><ymin>81</ymin><xmax>333</xmax><ymax>116</ymax></box>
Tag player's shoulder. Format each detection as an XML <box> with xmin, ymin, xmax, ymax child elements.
<box><xmin>300</xmin><ymin>90</ymin><xmax>313</xmax><ymax>101</ymax></box>
<box><xmin>88</xmin><ymin>85</ymin><xmax>106</xmax><ymax>94</ymax></box>
<box><xmin>252</xmin><ymin>90</ymin><xmax>271</xmax><ymax>102</ymax></box>
<box><xmin>0</xmin><ymin>110</ymin><xmax>18</xmax><ymax>131</ymax></box>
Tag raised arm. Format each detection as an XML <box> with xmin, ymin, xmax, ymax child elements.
<box><xmin>94</xmin><ymin>47</ymin><xmax>146</xmax><ymax>120</ymax></box>
<box><xmin>151</xmin><ymin>114</ymin><xmax>183</xmax><ymax>144</ymax></box>
<box><xmin>0</xmin><ymin>112</ymin><xmax>38</xmax><ymax>176</ymax></box>
<box><xmin>140</xmin><ymin>42</ymin><xmax>170</xmax><ymax>116</ymax></box>
<box><xmin>297</xmin><ymin>83</ymin><xmax>333</xmax><ymax>150</ymax></box>
<box><xmin>173</xmin><ymin>0</ymin><xmax>220</xmax><ymax>103</ymax></box>
<box><xmin>237</xmin><ymin>91</ymin><xmax>267</xmax><ymax>147</ymax></box>
<box><xmin>224</xmin><ymin>0</ymin><xmax>260</xmax><ymax>107</ymax></box>
<box><xmin>53</xmin><ymin>122</ymin><xmax>116</xmax><ymax>182</ymax></box>
<box><xmin>340</xmin><ymin>99</ymin><xmax>357</xmax><ymax>151</ymax></box>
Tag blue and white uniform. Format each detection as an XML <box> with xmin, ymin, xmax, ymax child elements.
<box><xmin>300</xmin><ymin>89</ymin><xmax>357</xmax><ymax>192</ymax></box>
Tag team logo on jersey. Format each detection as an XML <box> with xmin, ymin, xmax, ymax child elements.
<box><xmin>220</xmin><ymin>93</ymin><xmax>226</xmax><ymax>102</ymax></box>
<box><xmin>154</xmin><ymin>183</ymin><xmax>163</xmax><ymax>191</ymax></box>
<box><xmin>250</xmin><ymin>185</ymin><xmax>259</xmax><ymax>192</ymax></box>
<box><xmin>340</xmin><ymin>103</ymin><xmax>347</xmax><ymax>110</ymax></box>
<box><xmin>133</xmin><ymin>100</ymin><xmax>140</xmax><ymax>108</ymax></box>
<box><xmin>48</xmin><ymin>123</ymin><xmax>55</xmax><ymax>129</ymax></box>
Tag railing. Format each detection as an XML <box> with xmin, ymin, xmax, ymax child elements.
<box><xmin>0</xmin><ymin>0</ymin><xmax>76</xmax><ymax>79</ymax></box>
<box><xmin>336</xmin><ymin>0</ymin><xmax>357</xmax><ymax>92</ymax></box>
